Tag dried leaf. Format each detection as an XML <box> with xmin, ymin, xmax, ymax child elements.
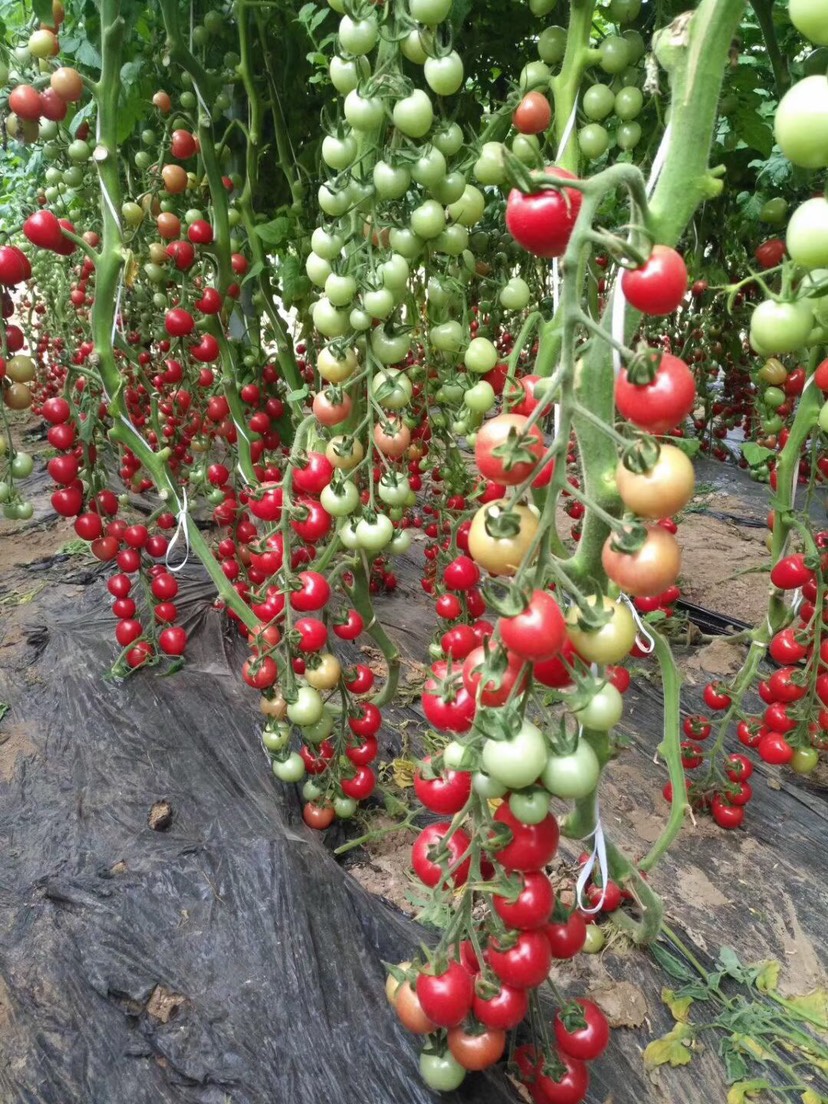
<box><xmin>731</xmin><ymin>1033</ymin><xmax>775</xmax><ymax>1062</ymax></box>
<box><xmin>643</xmin><ymin>1022</ymin><xmax>693</xmax><ymax>1068</ymax></box>
<box><xmin>391</xmin><ymin>758</ymin><xmax>415</xmax><ymax>789</ymax></box>
<box><xmin>662</xmin><ymin>987</ymin><xmax>693</xmax><ymax>1023</ymax></box>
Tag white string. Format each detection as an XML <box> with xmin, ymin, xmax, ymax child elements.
<box><xmin>111</xmin><ymin>269</ymin><xmax>125</xmax><ymax>345</ymax></box>
<box><xmin>555</xmin><ymin>98</ymin><xmax>579</xmax><ymax>164</ymax></box>
<box><xmin>575</xmin><ymin>797</ymin><xmax>610</xmax><ymax>914</ymax></box>
<box><xmin>618</xmin><ymin>592</ymin><xmax>655</xmax><ymax>654</ymax></box>
<box><xmin>165</xmin><ymin>486</ymin><xmax>191</xmax><ymax>573</ymax></box>
<box><xmin>548</xmin><ymin>99</ymin><xmax>580</xmax><ymax>437</ymax></box>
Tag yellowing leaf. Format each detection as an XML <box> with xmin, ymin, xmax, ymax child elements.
<box><xmin>732</xmin><ymin>1033</ymin><xmax>775</xmax><ymax>1062</ymax></box>
<box><xmin>801</xmin><ymin>1089</ymin><xmax>826</xmax><ymax>1104</ymax></box>
<box><xmin>643</xmin><ymin>1022</ymin><xmax>693</xmax><ymax>1068</ymax></box>
<box><xmin>124</xmin><ymin>250</ymin><xmax>140</xmax><ymax>289</ymax></box>
<box><xmin>727</xmin><ymin>1079</ymin><xmax>770</xmax><ymax>1104</ymax></box>
<box><xmin>785</xmin><ymin>990</ymin><xmax>828</xmax><ymax>1028</ymax></box>
<box><xmin>754</xmin><ymin>960</ymin><xmax>780</xmax><ymax>994</ymax></box>
<box><xmin>390</xmin><ymin>758</ymin><xmax>415</xmax><ymax>789</ymax></box>
<box><xmin>662</xmin><ymin>987</ymin><xmax>693</xmax><ymax>1023</ymax></box>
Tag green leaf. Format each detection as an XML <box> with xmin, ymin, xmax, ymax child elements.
<box><xmin>662</xmin><ymin>987</ymin><xmax>693</xmax><ymax>1023</ymax></box>
<box><xmin>31</xmin><ymin>0</ymin><xmax>53</xmax><ymax>20</ymax></box>
<box><xmin>732</xmin><ymin>105</ymin><xmax>774</xmax><ymax>158</ymax></box>
<box><xmin>665</xmin><ymin>435</ymin><xmax>701</xmax><ymax>458</ymax></box>
<box><xmin>741</xmin><ymin>442</ymin><xmax>775</xmax><ymax>469</ymax></box>
<box><xmin>650</xmin><ymin>941</ymin><xmax>695</xmax><ymax>982</ymax></box>
<box><xmin>727</xmin><ymin>1080</ymin><xmax>771</xmax><ymax>1104</ymax></box>
<box><xmin>255</xmin><ymin>217</ymin><xmax>294</xmax><ymax>247</ymax></box>
<box><xmin>286</xmin><ymin>386</ymin><xmax>310</xmax><ymax>404</ymax></box>
<box><xmin>76</xmin><ymin>38</ymin><xmax>103</xmax><ymax>70</ymax></box>
<box><xmin>720</xmin><ymin>1037</ymin><xmax>749</xmax><ymax>1084</ymax></box>
<box><xmin>643</xmin><ymin>1022</ymin><xmax>694</xmax><ymax>1069</ymax></box>
<box><xmin>241</xmin><ymin>260</ymin><xmax>265</xmax><ymax>286</ymax></box>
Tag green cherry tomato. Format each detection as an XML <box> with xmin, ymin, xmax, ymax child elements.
<box><xmin>373</xmin><ymin>159</ymin><xmax>410</xmax><ymax>200</ymax></box>
<box><xmin>410</xmin><ymin>0</ymin><xmax>452</xmax><ymax>25</ymax></box>
<box><xmin>322</xmin><ymin>133</ymin><xmax>357</xmax><ymax>170</ymax></box>
<box><xmin>464</xmin><ymin>336</ymin><xmax>498</xmax><ymax>374</ymax></box>
<box><xmin>424</xmin><ymin>51</ymin><xmax>464</xmax><ymax>96</ymax></box>
<box><xmin>10</xmin><ymin>452</ymin><xmax>34</xmax><ymax>478</ymax></box>
<box><xmin>430</xmin><ymin>320</ymin><xmax>466</xmax><ymax>354</ymax></box>
<box><xmin>344</xmin><ymin>90</ymin><xmax>384</xmax><ymax>132</ymax></box>
<box><xmin>472</xmin><ymin>771</ymin><xmax>508</xmax><ymax>799</ymax></box>
<box><xmin>329</xmin><ymin>55</ymin><xmax>369</xmax><ymax>94</ymax></box>
<box><xmin>786</xmin><ymin>197</ymin><xmax>828</xmax><ymax>270</ymax></box>
<box><xmin>519</xmin><ymin>61</ymin><xmax>551</xmax><ymax>92</ymax></box>
<box><xmin>447</xmin><ymin>185</ymin><xmax>485</xmax><ymax>227</ymax></box>
<box><xmin>609</xmin><ymin>0</ymin><xmax>641</xmax><ymax>21</ymax></box>
<box><xmin>272</xmin><ymin>752</ymin><xmax>306</xmax><ymax>783</ymax></box>
<box><xmin>301</xmin><ymin>711</ymin><xmax>335</xmax><ymax>744</ymax></box>
<box><xmin>750</xmin><ymin>299</ymin><xmax>814</xmax><ymax>355</ymax></box>
<box><xmin>574</xmin><ymin>684</ymin><xmax>624</xmax><ymax>731</ymax></box>
<box><xmin>599</xmin><ymin>35</ymin><xmax>631</xmax><ymax>74</ymax></box>
<box><xmin>614</xmin><ymin>85</ymin><xmax>643</xmax><ymax>120</ymax></box>
<box><xmin>433</xmin><ymin>122</ymin><xmax>464</xmax><ymax>156</ymax></box>
<box><xmin>320</xmin><ymin>479</ymin><xmax>360</xmax><ymax>517</ymax></box>
<box><xmin>410</xmin><ymin>199</ymin><xmax>446</xmax><ymax>240</ymax></box>
<box><xmin>473</xmin><ymin>141</ymin><xmax>506</xmax><ymax>185</ymax></box>
<box><xmin>419</xmin><ymin>1052</ymin><xmax>466</xmax><ymax>1092</ymax></box>
<box><xmin>509</xmin><ymin>788</ymin><xmax>553</xmax><ymax>824</ymax></box>
<box><xmin>541</xmin><ymin>740</ymin><xmax>601</xmax><ymax>799</ymax></box>
<box><xmin>791</xmin><ymin>747</ymin><xmax>820</xmax><ymax>773</ymax></box>
<box><xmin>774</xmin><ymin>76</ymin><xmax>828</xmax><ymax>169</ymax></box>
<box><xmin>583</xmin><ymin>83</ymin><xmax>615</xmax><ymax>121</ymax></box>
<box><xmin>538</xmin><ymin>26</ymin><xmax>567</xmax><ymax>65</ymax></box>
<box><xmin>578</xmin><ymin>123</ymin><xmax>609</xmax><ymax>160</ymax></box>
<box><xmin>287</xmin><ymin>686</ymin><xmax>324</xmax><ymax>727</ymax></box>
<box><xmin>760</xmin><ymin>197</ymin><xmax>789</xmax><ymax>225</ymax></box>
<box><xmin>790</xmin><ymin>0</ymin><xmax>828</xmax><ymax>46</ymax></box>
<box><xmin>262</xmin><ymin>722</ymin><xmax>291</xmax><ymax>752</ymax></box>
<box><xmin>482</xmin><ymin>719</ymin><xmax>548</xmax><ymax>790</ymax></box>
<box><xmin>583</xmin><ymin>924</ymin><xmax>606</xmax><ymax>953</ymax></box>
<box><xmin>464</xmin><ymin>380</ymin><xmax>497</xmax><ymax>414</ymax></box>
<box><xmin>818</xmin><ymin>400</ymin><xmax>828</xmax><ymax>434</ymax></box>
<box><xmin>338</xmin><ymin>13</ymin><xmax>378</xmax><ymax>55</ymax></box>
<box><xmin>616</xmin><ymin>121</ymin><xmax>642</xmax><ymax>150</ymax></box>
<box><xmin>356</xmin><ymin>514</ymin><xmax>395</xmax><ymax>551</ymax></box>
<box><xmin>392</xmin><ymin>89</ymin><xmax>434</xmax><ymax>138</ymax></box>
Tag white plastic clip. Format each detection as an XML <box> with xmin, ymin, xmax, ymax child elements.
<box><xmin>575</xmin><ymin>804</ymin><xmax>610</xmax><ymax>914</ymax></box>
<box><xmin>165</xmin><ymin>486</ymin><xmax>191</xmax><ymax>573</ymax></box>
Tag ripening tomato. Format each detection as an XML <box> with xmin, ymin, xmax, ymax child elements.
<box><xmin>475</xmin><ymin>413</ymin><xmax>545</xmax><ymax>485</ymax></box>
<box><xmin>472</xmin><ymin>981</ymin><xmax>529</xmax><ymax>1031</ymax></box>
<box><xmin>413</xmin><ymin>756</ymin><xmax>473</xmax><ymax>814</ymax></box>
<box><xmin>505</xmin><ymin>166</ymin><xmax>583</xmax><ymax>258</ymax></box>
<box><xmin>394</xmin><ymin>981</ymin><xmax>436</xmax><ymax>1034</ymax></box>
<box><xmin>615</xmin><ymin>444</ymin><xmax>695</xmax><ymax>518</ymax></box>
<box><xmin>499</xmin><ymin>589</ymin><xmax>566</xmax><ymax>660</ymax></box>
<box><xmin>566</xmin><ymin>597</ymin><xmax>637</xmax><ymax>664</ymax></box>
<box><xmin>411</xmin><ymin>822</ymin><xmax>471</xmax><ymax>888</ymax></box>
<box><xmin>416</xmin><ymin>961</ymin><xmax>474</xmax><ymax>1027</ymax></box>
<box><xmin>468</xmin><ymin>499</ymin><xmax>539</xmax><ymax>576</ymax></box>
<box><xmin>545</xmin><ymin>911</ymin><xmax>587</xmax><ymax>959</ymax></box>
<box><xmin>490</xmin><ymin>803</ymin><xmax>559</xmax><ymax>871</ymax></box>
<box><xmin>615</xmin><ymin>353</ymin><xmax>696</xmax><ymax>435</ymax></box>
<box><xmin>462</xmin><ymin>644</ymin><xmax>527</xmax><ymax>706</ymax></box>
<box><xmin>492</xmin><ymin>870</ymin><xmax>555</xmax><ymax>930</ymax></box>
<box><xmin>621</xmin><ymin>245</ymin><xmax>687</xmax><ymax>315</ymax></box>
<box><xmin>513</xmin><ymin>91</ymin><xmax>552</xmax><ymax>134</ymax></box>
<box><xmin>601</xmin><ymin>524</ymin><xmax>681</xmax><ymax>597</ymax></box>
<box><xmin>447</xmin><ymin>1024</ymin><xmax>507</xmax><ymax>1070</ymax></box>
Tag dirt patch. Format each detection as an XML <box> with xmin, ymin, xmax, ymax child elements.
<box><xmin>679</xmin><ymin>503</ymin><xmax>770</xmax><ymax>627</ymax></box>
<box><xmin>0</xmin><ymin>723</ymin><xmax>38</xmax><ymax>782</ymax></box>
<box><xmin>145</xmin><ymin>985</ymin><xmax>186</xmax><ymax>1023</ymax></box>
<box><xmin>679</xmin><ymin>635</ymin><xmax>750</xmax><ymax>685</ymax></box>
<box><xmin>587</xmin><ymin>980</ymin><xmax>649</xmax><ymax>1028</ymax></box>
<box><xmin>348</xmin><ymin>815</ymin><xmax>419</xmax><ymax>916</ymax></box>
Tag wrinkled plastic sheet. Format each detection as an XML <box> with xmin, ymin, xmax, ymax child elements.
<box><xmin>0</xmin><ymin>564</ymin><xmax>517</xmax><ymax>1104</ymax></box>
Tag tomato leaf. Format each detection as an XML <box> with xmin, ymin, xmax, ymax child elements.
<box><xmin>255</xmin><ymin>217</ymin><xmax>294</xmax><ymax>247</ymax></box>
<box><xmin>720</xmin><ymin>1037</ymin><xmax>749</xmax><ymax>1084</ymax></box>
<box><xmin>642</xmin><ymin>1022</ymin><xmax>694</xmax><ymax>1068</ymax></box>
<box><xmin>662</xmin><ymin>987</ymin><xmax>693</xmax><ymax>1023</ymax></box>
<box><xmin>754</xmin><ymin>960</ymin><xmax>780</xmax><ymax>994</ymax></box>
<box><xmin>31</xmin><ymin>0</ymin><xmax>54</xmax><ymax>21</ymax></box>
<box><xmin>650</xmin><ymin>941</ymin><xmax>695</xmax><ymax>982</ymax></box>
<box><xmin>665</xmin><ymin>435</ymin><xmax>701</xmax><ymax>458</ymax></box>
<box><xmin>731</xmin><ymin>105</ymin><xmax>774</xmax><ymax>158</ymax></box>
<box><xmin>726</xmin><ymin>1079</ymin><xmax>771</xmax><ymax>1104</ymax></box>
<box><xmin>741</xmin><ymin>442</ymin><xmax>775</xmax><ymax>469</ymax></box>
